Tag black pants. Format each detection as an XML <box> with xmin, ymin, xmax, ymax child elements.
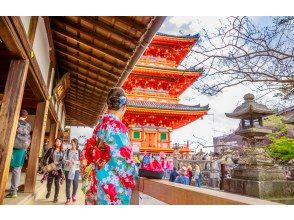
<box><xmin>47</xmin><ymin>170</ymin><xmax>62</xmax><ymax>198</ymax></box>
<box><xmin>64</xmin><ymin>170</ymin><xmax>80</xmax><ymax>199</ymax></box>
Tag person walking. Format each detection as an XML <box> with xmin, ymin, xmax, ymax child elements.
<box><xmin>5</xmin><ymin>110</ymin><xmax>31</xmax><ymax>198</ymax></box>
<box><xmin>175</xmin><ymin>168</ymin><xmax>189</xmax><ymax>185</ymax></box>
<box><xmin>64</xmin><ymin>138</ymin><xmax>81</xmax><ymax>205</ymax></box>
<box><xmin>80</xmin><ymin>87</ymin><xmax>137</xmax><ymax>205</ymax></box>
<box><xmin>194</xmin><ymin>164</ymin><xmax>202</xmax><ymax>187</ymax></box>
<box><xmin>43</xmin><ymin>138</ymin><xmax>64</xmax><ymax>203</ymax></box>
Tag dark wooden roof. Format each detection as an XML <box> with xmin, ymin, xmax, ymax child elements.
<box><xmin>128</xmin><ymin>100</ymin><xmax>209</xmax><ymax>111</ymax></box>
<box><xmin>49</xmin><ymin>16</ymin><xmax>165</xmax><ymax>127</ymax></box>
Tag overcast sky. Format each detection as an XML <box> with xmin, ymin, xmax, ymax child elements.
<box><xmin>70</xmin><ymin>17</ymin><xmax>283</xmax><ymax>151</ymax></box>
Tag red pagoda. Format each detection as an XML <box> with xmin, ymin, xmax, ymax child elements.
<box><xmin>122</xmin><ymin>33</ymin><xmax>209</xmax><ymax>156</ymax></box>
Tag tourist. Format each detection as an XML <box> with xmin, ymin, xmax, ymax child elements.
<box><xmin>167</xmin><ymin>159</ymin><xmax>173</xmax><ymax>178</ymax></box>
<box><xmin>169</xmin><ymin>167</ymin><xmax>179</xmax><ymax>182</ymax></box>
<box><xmin>194</xmin><ymin>164</ymin><xmax>202</xmax><ymax>187</ymax></box>
<box><xmin>80</xmin><ymin>87</ymin><xmax>137</xmax><ymax>205</ymax></box>
<box><xmin>5</xmin><ymin>110</ymin><xmax>31</xmax><ymax>198</ymax></box>
<box><xmin>187</xmin><ymin>165</ymin><xmax>193</xmax><ymax>185</ymax></box>
<box><xmin>63</xmin><ymin>138</ymin><xmax>81</xmax><ymax>205</ymax></box>
<box><xmin>175</xmin><ymin>168</ymin><xmax>189</xmax><ymax>185</ymax></box>
<box><xmin>43</xmin><ymin>138</ymin><xmax>65</xmax><ymax>203</ymax></box>
<box><xmin>162</xmin><ymin>158</ymin><xmax>168</xmax><ymax>179</ymax></box>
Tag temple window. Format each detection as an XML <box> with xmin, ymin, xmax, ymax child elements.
<box><xmin>133</xmin><ymin>131</ymin><xmax>141</xmax><ymax>139</ymax></box>
<box><xmin>160</xmin><ymin>133</ymin><xmax>167</xmax><ymax>141</ymax></box>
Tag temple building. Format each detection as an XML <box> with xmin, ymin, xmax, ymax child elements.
<box><xmin>122</xmin><ymin>33</ymin><xmax>209</xmax><ymax>156</ymax></box>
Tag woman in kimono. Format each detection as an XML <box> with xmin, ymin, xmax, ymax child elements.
<box><xmin>80</xmin><ymin>87</ymin><xmax>137</xmax><ymax>205</ymax></box>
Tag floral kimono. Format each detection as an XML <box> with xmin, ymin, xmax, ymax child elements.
<box><xmin>80</xmin><ymin>113</ymin><xmax>138</xmax><ymax>205</ymax></box>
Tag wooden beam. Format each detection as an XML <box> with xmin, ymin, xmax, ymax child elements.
<box><xmin>59</xmin><ymin>59</ymin><xmax>118</xmax><ymax>83</ymax></box>
<box><xmin>0</xmin><ymin>17</ymin><xmax>26</xmax><ymax>58</ymax></box>
<box><xmin>80</xmin><ymin>17</ymin><xmax>138</xmax><ymax>46</ymax></box>
<box><xmin>52</xmin><ymin>27</ymin><xmax>128</xmax><ymax>65</ymax></box>
<box><xmin>24</xmin><ymin>101</ymin><xmax>49</xmax><ymax>193</ymax></box>
<box><xmin>55</xmin><ymin>49</ymin><xmax>119</xmax><ymax>80</ymax></box>
<box><xmin>68</xmin><ymin>70</ymin><xmax>113</xmax><ymax>91</ymax></box>
<box><xmin>46</xmin><ymin>61</ymin><xmax>54</xmax><ymax>90</ymax></box>
<box><xmin>54</xmin><ymin>40</ymin><xmax>124</xmax><ymax>70</ymax></box>
<box><xmin>66</xmin><ymin>92</ymin><xmax>103</xmax><ymax>106</ymax></box>
<box><xmin>65</xmin><ymin>99</ymin><xmax>99</xmax><ymax>115</ymax></box>
<box><xmin>0</xmin><ymin>59</ymin><xmax>29</xmax><ymax>204</ymax></box>
<box><xmin>65</xmin><ymin>110</ymin><xmax>95</xmax><ymax>124</ymax></box>
<box><xmin>48</xmin><ymin>122</ymin><xmax>59</xmax><ymax>148</ymax></box>
<box><xmin>107</xmin><ymin>17</ymin><xmax>146</xmax><ymax>34</ymax></box>
<box><xmin>28</xmin><ymin>16</ymin><xmax>38</xmax><ymax>44</ymax></box>
<box><xmin>52</xmin><ymin>17</ymin><xmax>134</xmax><ymax>55</ymax></box>
<box><xmin>55</xmin><ymin>48</ymin><xmax>120</xmax><ymax>77</ymax></box>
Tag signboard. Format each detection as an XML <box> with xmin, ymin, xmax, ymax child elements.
<box><xmin>53</xmin><ymin>73</ymin><xmax>70</xmax><ymax>102</ymax></box>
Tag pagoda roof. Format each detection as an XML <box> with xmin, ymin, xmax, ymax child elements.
<box><xmin>123</xmin><ymin>65</ymin><xmax>202</xmax><ymax>97</ymax></box>
<box><xmin>225</xmin><ymin>93</ymin><xmax>275</xmax><ymax>119</ymax></box>
<box><xmin>156</xmin><ymin>32</ymin><xmax>200</xmax><ymax>40</ymax></box>
<box><xmin>128</xmin><ymin>100</ymin><xmax>209</xmax><ymax>112</ymax></box>
<box><xmin>143</xmin><ymin>33</ymin><xmax>199</xmax><ymax>67</ymax></box>
<box><xmin>123</xmin><ymin>100</ymin><xmax>209</xmax><ymax>129</ymax></box>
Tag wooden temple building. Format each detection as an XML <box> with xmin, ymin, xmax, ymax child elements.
<box><xmin>122</xmin><ymin>33</ymin><xmax>209</xmax><ymax>156</ymax></box>
<box><xmin>0</xmin><ymin>16</ymin><xmax>165</xmax><ymax>204</ymax></box>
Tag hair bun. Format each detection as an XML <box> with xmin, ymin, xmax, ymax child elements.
<box><xmin>107</xmin><ymin>96</ymin><xmax>121</xmax><ymax>110</ymax></box>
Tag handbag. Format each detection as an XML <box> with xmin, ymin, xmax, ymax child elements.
<box><xmin>43</xmin><ymin>163</ymin><xmax>57</xmax><ymax>172</ymax></box>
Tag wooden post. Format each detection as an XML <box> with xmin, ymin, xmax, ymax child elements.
<box><xmin>48</xmin><ymin>122</ymin><xmax>58</xmax><ymax>148</ymax></box>
<box><xmin>24</xmin><ymin>101</ymin><xmax>49</xmax><ymax>193</ymax></box>
<box><xmin>0</xmin><ymin>59</ymin><xmax>29</xmax><ymax>204</ymax></box>
<box><xmin>130</xmin><ymin>181</ymin><xmax>139</xmax><ymax>205</ymax></box>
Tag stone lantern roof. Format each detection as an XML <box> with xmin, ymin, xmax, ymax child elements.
<box><xmin>225</xmin><ymin>93</ymin><xmax>275</xmax><ymax>119</ymax></box>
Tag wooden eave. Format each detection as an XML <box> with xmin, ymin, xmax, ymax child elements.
<box><xmin>49</xmin><ymin>16</ymin><xmax>166</xmax><ymax>127</ymax></box>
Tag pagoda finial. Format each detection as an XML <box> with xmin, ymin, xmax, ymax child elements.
<box><xmin>244</xmin><ymin>93</ymin><xmax>255</xmax><ymax>102</ymax></box>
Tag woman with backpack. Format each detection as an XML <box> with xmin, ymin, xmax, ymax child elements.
<box><xmin>42</xmin><ymin>138</ymin><xmax>65</xmax><ymax>203</ymax></box>
<box><xmin>63</xmin><ymin>138</ymin><xmax>81</xmax><ymax>205</ymax></box>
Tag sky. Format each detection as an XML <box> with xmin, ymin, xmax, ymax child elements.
<box><xmin>70</xmin><ymin>16</ymin><xmax>283</xmax><ymax>151</ymax></box>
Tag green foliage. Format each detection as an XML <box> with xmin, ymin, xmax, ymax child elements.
<box><xmin>265</xmin><ymin>115</ymin><xmax>293</xmax><ymax>162</ymax></box>
<box><xmin>264</xmin><ymin>115</ymin><xmax>288</xmax><ymax>134</ymax></box>
<box><xmin>267</xmin><ymin>137</ymin><xmax>294</xmax><ymax>162</ymax></box>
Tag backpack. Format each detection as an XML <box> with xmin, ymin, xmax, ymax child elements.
<box><xmin>14</xmin><ymin>120</ymin><xmax>31</xmax><ymax>149</ymax></box>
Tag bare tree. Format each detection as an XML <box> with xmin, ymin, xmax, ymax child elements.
<box><xmin>188</xmin><ymin>16</ymin><xmax>294</xmax><ymax>99</ymax></box>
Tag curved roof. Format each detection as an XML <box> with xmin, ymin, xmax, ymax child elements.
<box><xmin>225</xmin><ymin>94</ymin><xmax>275</xmax><ymax>119</ymax></box>
<box><xmin>128</xmin><ymin>100</ymin><xmax>209</xmax><ymax>112</ymax></box>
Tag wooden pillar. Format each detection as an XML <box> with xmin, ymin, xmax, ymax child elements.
<box><xmin>0</xmin><ymin>59</ymin><xmax>29</xmax><ymax>204</ymax></box>
<box><xmin>130</xmin><ymin>181</ymin><xmax>139</xmax><ymax>205</ymax></box>
<box><xmin>48</xmin><ymin>122</ymin><xmax>59</xmax><ymax>148</ymax></box>
<box><xmin>24</xmin><ymin>101</ymin><xmax>49</xmax><ymax>193</ymax></box>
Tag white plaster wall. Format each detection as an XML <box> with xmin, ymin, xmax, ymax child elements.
<box><xmin>32</xmin><ymin>17</ymin><xmax>50</xmax><ymax>86</ymax></box>
<box><xmin>20</xmin><ymin>16</ymin><xmax>31</xmax><ymax>35</ymax></box>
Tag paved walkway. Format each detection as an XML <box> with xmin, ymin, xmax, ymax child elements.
<box><xmin>31</xmin><ymin>181</ymin><xmax>166</xmax><ymax>205</ymax></box>
<box><xmin>4</xmin><ymin>173</ymin><xmax>166</xmax><ymax>205</ymax></box>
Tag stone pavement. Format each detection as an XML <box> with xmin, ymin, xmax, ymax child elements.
<box><xmin>31</xmin><ymin>181</ymin><xmax>166</xmax><ymax>205</ymax></box>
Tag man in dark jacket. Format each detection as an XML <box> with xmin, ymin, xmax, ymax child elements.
<box><xmin>6</xmin><ymin>109</ymin><xmax>31</xmax><ymax>198</ymax></box>
<box><xmin>169</xmin><ymin>167</ymin><xmax>179</xmax><ymax>182</ymax></box>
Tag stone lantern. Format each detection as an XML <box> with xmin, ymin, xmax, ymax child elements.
<box><xmin>223</xmin><ymin>93</ymin><xmax>294</xmax><ymax>200</ymax></box>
